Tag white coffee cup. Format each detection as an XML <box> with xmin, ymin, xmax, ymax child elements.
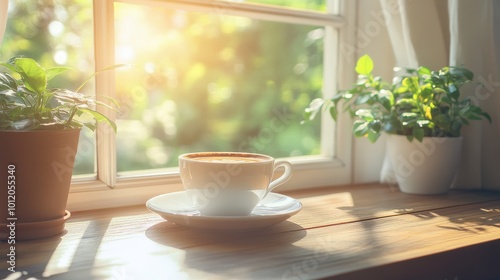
<box><xmin>178</xmin><ymin>152</ymin><xmax>293</xmax><ymax>216</ymax></box>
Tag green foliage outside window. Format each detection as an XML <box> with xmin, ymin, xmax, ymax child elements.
<box><xmin>2</xmin><ymin>0</ymin><xmax>325</xmax><ymax>174</ymax></box>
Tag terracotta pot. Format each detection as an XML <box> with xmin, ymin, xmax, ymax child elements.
<box><xmin>0</xmin><ymin>129</ymin><xmax>80</xmax><ymax>240</ymax></box>
<box><xmin>386</xmin><ymin>134</ymin><xmax>462</xmax><ymax>195</ymax></box>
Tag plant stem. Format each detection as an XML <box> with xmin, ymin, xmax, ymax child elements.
<box><xmin>66</xmin><ymin>107</ymin><xmax>77</xmax><ymax>127</ymax></box>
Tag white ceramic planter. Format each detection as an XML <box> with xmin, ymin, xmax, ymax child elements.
<box><xmin>386</xmin><ymin>134</ymin><xmax>463</xmax><ymax>195</ymax></box>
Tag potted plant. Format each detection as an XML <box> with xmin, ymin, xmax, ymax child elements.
<box><xmin>0</xmin><ymin>57</ymin><xmax>120</xmax><ymax>240</ymax></box>
<box><xmin>304</xmin><ymin>55</ymin><xmax>491</xmax><ymax>194</ymax></box>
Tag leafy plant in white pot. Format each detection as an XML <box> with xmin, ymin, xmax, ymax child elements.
<box><xmin>304</xmin><ymin>55</ymin><xmax>491</xmax><ymax>195</ymax></box>
<box><xmin>0</xmin><ymin>57</ymin><xmax>119</xmax><ymax>240</ymax></box>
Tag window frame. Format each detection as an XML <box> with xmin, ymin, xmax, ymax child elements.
<box><xmin>68</xmin><ymin>0</ymin><xmax>356</xmax><ymax>211</ymax></box>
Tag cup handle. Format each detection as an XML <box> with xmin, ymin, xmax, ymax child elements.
<box><xmin>264</xmin><ymin>161</ymin><xmax>293</xmax><ymax>198</ymax></box>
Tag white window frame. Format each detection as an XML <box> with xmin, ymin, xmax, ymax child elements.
<box><xmin>68</xmin><ymin>0</ymin><xmax>357</xmax><ymax>211</ymax></box>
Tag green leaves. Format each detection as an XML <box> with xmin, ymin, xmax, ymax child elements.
<box><xmin>302</xmin><ymin>98</ymin><xmax>325</xmax><ymax>122</ymax></box>
<box><xmin>46</xmin><ymin>66</ymin><xmax>72</xmax><ymax>81</ymax></box>
<box><xmin>0</xmin><ymin>72</ymin><xmax>18</xmax><ymax>91</ymax></box>
<box><xmin>417</xmin><ymin>66</ymin><xmax>431</xmax><ymax>76</ymax></box>
<box><xmin>0</xmin><ymin>57</ymin><xmax>121</xmax><ymax>131</ymax></box>
<box><xmin>449</xmin><ymin>66</ymin><xmax>473</xmax><ymax>81</ymax></box>
<box><xmin>376</xmin><ymin>89</ymin><xmax>394</xmax><ymax>111</ymax></box>
<box><xmin>78</xmin><ymin>108</ymin><xmax>117</xmax><ymax>132</ymax></box>
<box><xmin>302</xmin><ymin>54</ymin><xmax>491</xmax><ymax>143</ymax></box>
<box><xmin>354</xmin><ymin>109</ymin><xmax>382</xmax><ymax>143</ymax></box>
<box><xmin>355</xmin><ymin>54</ymin><xmax>373</xmax><ymax>75</ymax></box>
<box><xmin>11</xmin><ymin>58</ymin><xmax>47</xmax><ymax>95</ymax></box>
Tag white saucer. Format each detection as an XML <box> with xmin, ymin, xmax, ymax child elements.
<box><xmin>146</xmin><ymin>191</ymin><xmax>302</xmax><ymax>231</ymax></box>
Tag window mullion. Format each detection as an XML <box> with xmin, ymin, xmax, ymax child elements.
<box><xmin>334</xmin><ymin>0</ymin><xmax>356</xmax><ymax>181</ymax></box>
<box><xmin>320</xmin><ymin>0</ymin><xmax>340</xmax><ymax>158</ymax></box>
<box><xmin>94</xmin><ymin>0</ymin><xmax>117</xmax><ymax>188</ymax></box>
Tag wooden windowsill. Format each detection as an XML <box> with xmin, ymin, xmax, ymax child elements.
<box><xmin>3</xmin><ymin>183</ymin><xmax>500</xmax><ymax>279</ymax></box>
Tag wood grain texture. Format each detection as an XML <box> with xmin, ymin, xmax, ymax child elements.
<box><xmin>1</xmin><ymin>183</ymin><xmax>499</xmax><ymax>279</ymax></box>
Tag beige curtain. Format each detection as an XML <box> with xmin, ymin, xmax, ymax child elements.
<box><xmin>0</xmin><ymin>0</ymin><xmax>8</xmax><ymax>47</ymax></box>
<box><xmin>379</xmin><ymin>0</ymin><xmax>500</xmax><ymax>191</ymax></box>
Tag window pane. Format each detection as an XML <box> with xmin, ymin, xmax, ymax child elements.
<box><xmin>3</xmin><ymin>0</ymin><xmax>96</xmax><ymax>176</ymax></box>
<box><xmin>115</xmin><ymin>3</ymin><xmax>323</xmax><ymax>173</ymax></box>
<box><xmin>225</xmin><ymin>0</ymin><xmax>327</xmax><ymax>12</ymax></box>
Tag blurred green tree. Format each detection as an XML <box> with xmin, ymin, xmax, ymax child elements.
<box><xmin>3</xmin><ymin>0</ymin><xmax>325</xmax><ymax>173</ymax></box>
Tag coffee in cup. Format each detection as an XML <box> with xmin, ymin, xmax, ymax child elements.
<box><xmin>178</xmin><ymin>152</ymin><xmax>293</xmax><ymax>216</ymax></box>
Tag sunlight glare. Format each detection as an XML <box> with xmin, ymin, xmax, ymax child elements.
<box><xmin>92</xmin><ymin>215</ymin><xmax>188</xmax><ymax>279</ymax></box>
<box><xmin>53</xmin><ymin>50</ymin><xmax>68</xmax><ymax>65</ymax></box>
<box><xmin>43</xmin><ymin>221</ymin><xmax>91</xmax><ymax>277</ymax></box>
<box><xmin>144</xmin><ymin>62</ymin><xmax>155</xmax><ymax>74</ymax></box>
<box><xmin>165</xmin><ymin>30</ymin><xmax>181</xmax><ymax>42</ymax></box>
<box><xmin>48</xmin><ymin>20</ymin><xmax>64</xmax><ymax>37</ymax></box>
<box><xmin>336</xmin><ymin>192</ymin><xmax>354</xmax><ymax>208</ymax></box>
<box><xmin>116</xmin><ymin>46</ymin><xmax>135</xmax><ymax>63</ymax></box>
